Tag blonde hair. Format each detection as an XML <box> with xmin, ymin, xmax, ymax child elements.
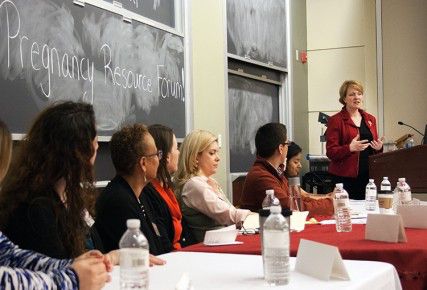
<box><xmin>339</xmin><ymin>80</ymin><xmax>364</xmax><ymax>105</ymax></box>
<box><xmin>174</xmin><ymin>130</ymin><xmax>217</xmax><ymax>193</ymax></box>
<box><xmin>0</xmin><ymin>119</ymin><xmax>12</xmax><ymax>183</ymax></box>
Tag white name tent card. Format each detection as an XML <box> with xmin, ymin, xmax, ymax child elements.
<box><xmin>398</xmin><ymin>204</ymin><xmax>427</xmax><ymax>229</ymax></box>
<box><xmin>295</xmin><ymin>239</ymin><xmax>350</xmax><ymax>281</ymax></box>
<box><xmin>203</xmin><ymin>225</ymin><xmax>240</xmax><ymax>246</ymax></box>
<box><xmin>290</xmin><ymin>211</ymin><xmax>309</xmax><ymax>232</ymax></box>
<box><xmin>365</xmin><ymin>213</ymin><xmax>407</xmax><ymax>243</ymax></box>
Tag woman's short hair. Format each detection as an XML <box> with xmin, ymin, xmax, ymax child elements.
<box><xmin>174</xmin><ymin>130</ymin><xmax>217</xmax><ymax>191</ymax></box>
<box><xmin>110</xmin><ymin>123</ymin><xmax>150</xmax><ymax>176</ymax></box>
<box><xmin>339</xmin><ymin>80</ymin><xmax>364</xmax><ymax>105</ymax></box>
<box><xmin>0</xmin><ymin>119</ymin><xmax>12</xmax><ymax>183</ymax></box>
<box><xmin>255</xmin><ymin>123</ymin><xmax>287</xmax><ymax>158</ymax></box>
<box><xmin>148</xmin><ymin>124</ymin><xmax>174</xmax><ymax>188</ymax></box>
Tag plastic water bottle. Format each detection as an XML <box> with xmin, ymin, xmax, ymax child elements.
<box><xmin>119</xmin><ymin>219</ymin><xmax>149</xmax><ymax>290</ymax></box>
<box><xmin>262</xmin><ymin>205</ymin><xmax>289</xmax><ymax>286</ymax></box>
<box><xmin>380</xmin><ymin>177</ymin><xmax>391</xmax><ymax>191</ymax></box>
<box><xmin>365</xmin><ymin>179</ymin><xmax>377</xmax><ymax>211</ymax></box>
<box><xmin>404</xmin><ymin>137</ymin><xmax>414</xmax><ymax>148</ymax></box>
<box><xmin>288</xmin><ymin>177</ymin><xmax>304</xmax><ymax>211</ymax></box>
<box><xmin>262</xmin><ymin>189</ymin><xmax>280</xmax><ymax>209</ymax></box>
<box><xmin>333</xmin><ymin>183</ymin><xmax>352</xmax><ymax>232</ymax></box>
<box><xmin>392</xmin><ymin>178</ymin><xmax>412</xmax><ymax>212</ymax></box>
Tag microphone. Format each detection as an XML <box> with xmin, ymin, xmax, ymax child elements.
<box><xmin>397</xmin><ymin>121</ymin><xmax>425</xmax><ymax>137</ymax></box>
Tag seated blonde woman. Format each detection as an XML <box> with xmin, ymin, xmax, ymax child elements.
<box><xmin>174</xmin><ymin>130</ymin><xmax>250</xmax><ymax>243</ymax></box>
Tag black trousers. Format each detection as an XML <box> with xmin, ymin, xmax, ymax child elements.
<box><xmin>331</xmin><ymin>173</ymin><xmax>369</xmax><ymax>200</ymax></box>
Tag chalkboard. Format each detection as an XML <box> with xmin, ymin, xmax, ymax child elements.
<box><xmin>101</xmin><ymin>0</ymin><xmax>175</xmax><ymax>28</ymax></box>
<box><xmin>228</xmin><ymin>74</ymin><xmax>280</xmax><ymax>173</ymax></box>
<box><xmin>0</xmin><ymin>0</ymin><xmax>185</xmax><ymax>138</ymax></box>
<box><xmin>227</xmin><ymin>0</ymin><xmax>287</xmax><ymax>68</ymax></box>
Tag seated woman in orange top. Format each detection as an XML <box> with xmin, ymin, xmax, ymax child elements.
<box><xmin>142</xmin><ymin>124</ymin><xmax>183</xmax><ymax>250</ymax></box>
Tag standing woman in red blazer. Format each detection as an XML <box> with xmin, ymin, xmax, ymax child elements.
<box><xmin>326</xmin><ymin>80</ymin><xmax>383</xmax><ymax>200</ymax></box>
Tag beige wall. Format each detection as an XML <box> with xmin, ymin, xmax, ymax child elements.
<box><xmin>290</xmin><ymin>0</ymin><xmax>309</xmax><ymax>171</ymax></box>
<box><xmin>382</xmin><ymin>0</ymin><xmax>427</xmax><ymax>145</ymax></box>
<box><xmin>306</xmin><ymin>0</ymin><xmax>378</xmax><ymax>155</ymax></box>
<box><xmin>190</xmin><ymin>0</ymin><xmax>229</xmax><ymax>190</ymax></box>
<box><xmin>189</xmin><ymin>1</ymin><xmax>308</xmax><ymax>193</ymax></box>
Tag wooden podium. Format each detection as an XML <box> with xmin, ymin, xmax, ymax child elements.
<box><xmin>369</xmin><ymin>145</ymin><xmax>427</xmax><ymax>193</ymax></box>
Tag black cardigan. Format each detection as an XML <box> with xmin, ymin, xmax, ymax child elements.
<box><xmin>94</xmin><ymin>175</ymin><xmax>168</xmax><ymax>255</ymax></box>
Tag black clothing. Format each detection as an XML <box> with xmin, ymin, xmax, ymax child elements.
<box><xmin>94</xmin><ymin>175</ymin><xmax>168</xmax><ymax>255</ymax></box>
<box><xmin>333</xmin><ymin>118</ymin><xmax>374</xmax><ymax>200</ymax></box>
<box><xmin>3</xmin><ymin>196</ymin><xmax>70</xmax><ymax>259</ymax></box>
<box><xmin>141</xmin><ymin>183</ymin><xmax>174</xmax><ymax>252</ymax></box>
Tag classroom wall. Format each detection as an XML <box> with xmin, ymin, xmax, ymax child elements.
<box><xmin>289</xmin><ymin>0</ymin><xmax>309</xmax><ymax>171</ymax></box>
<box><xmin>306</xmin><ymin>0</ymin><xmax>378</xmax><ymax>156</ymax></box>
<box><xmin>189</xmin><ymin>0</ymin><xmax>229</xmax><ymax>190</ymax></box>
<box><xmin>381</xmin><ymin>0</ymin><xmax>427</xmax><ymax>145</ymax></box>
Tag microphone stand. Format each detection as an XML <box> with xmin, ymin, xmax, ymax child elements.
<box><xmin>398</xmin><ymin>122</ymin><xmax>425</xmax><ymax>137</ymax></box>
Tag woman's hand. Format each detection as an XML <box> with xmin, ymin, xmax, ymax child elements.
<box><xmin>104</xmin><ymin>250</ymin><xmax>120</xmax><ymax>271</ymax></box>
<box><xmin>349</xmin><ymin>134</ymin><xmax>370</xmax><ymax>152</ymax></box>
<box><xmin>149</xmin><ymin>254</ymin><xmax>166</xmax><ymax>266</ymax></box>
<box><xmin>71</xmin><ymin>252</ymin><xmax>110</xmax><ymax>290</ymax></box>
<box><xmin>370</xmin><ymin>138</ymin><xmax>384</xmax><ymax>151</ymax></box>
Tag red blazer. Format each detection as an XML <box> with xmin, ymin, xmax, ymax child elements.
<box><xmin>326</xmin><ymin>108</ymin><xmax>379</xmax><ymax>178</ymax></box>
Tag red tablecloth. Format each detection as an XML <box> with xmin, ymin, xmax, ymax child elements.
<box><xmin>180</xmin><ymin>224</ymin><xmax>427</xmax><ymax>290</ymax></box>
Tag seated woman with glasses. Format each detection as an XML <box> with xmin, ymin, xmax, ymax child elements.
<box><xmin>174</xmin><ymin>130</ymin><xmax>251</xmax><ymax>243</ymax></box>
<box><xmin>141</xmin><ymin>124</ymin><xmax>186</xmax><ymax>250</ymax></box>
<box><xmin>95</xmin><ymin>124</ymin><xmax>169</xmax><ymax>258</ymax></box>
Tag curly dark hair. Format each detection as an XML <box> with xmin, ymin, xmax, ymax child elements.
<box><xmin>148</xmin><ymin>124</ymin><xmax>174</xmax><ymax>188</ymax></box>
<box><xmin>0</xmin><ymin>101</ymin><xmax>97</xmax><ymax>257</ymax></box>
<box><xmin>110</xmin><ymin>123</ymin><xmax>150</xmax><ymax>176</ymax></box>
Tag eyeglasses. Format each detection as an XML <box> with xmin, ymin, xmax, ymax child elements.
<box><xmin>143</xmin><ymin>150</ymin><xmax>163</xmax><ymax>159</ymax></box>
<box><xmin>282</xmin><ymin>141</ymin><xmax>290</xmax><ymax>146</ymax></box>
<box><xmin>240</xmin><ymin>224</ymin><xmax>259</xmax><ymax>235</ymax></box>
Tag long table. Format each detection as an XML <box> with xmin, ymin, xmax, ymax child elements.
<box><xmin>180</xmin><ymin>224</ymin><xmax>427</xmax><ymax>290</ymax></box>
<box><xmin>103</xmin><ymin>251</ymin><xmax>401</xmax><ymax>290</ymax></box>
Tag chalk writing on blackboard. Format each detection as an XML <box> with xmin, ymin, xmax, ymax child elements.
<box><xmin>0</xmin><ymin>0</ymin><xmax>185</xmax><ymax>136</ymax></box>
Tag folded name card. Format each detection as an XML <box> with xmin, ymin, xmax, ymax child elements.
<box><xmin>398</xmin><ymin>204</ymin><xmax>427</xmax><ymax>229</ymax></box>
<box><xmin>203</xmin><ymin>225</ymin><xmax>239</xmax><ymax>246</ymax></box>
<box><xmin>290</xmin><ymin>211</ymin><xmax>309</xmax><ymax>232</ymax></box>
<box><xmin>365</xmin><ymin>213</ymin><xmax>407</xmax><ymax>243</ymax></box>
<box><xmin>295</xmin><ymin>239</ymin><xmax>350</xmax><ymax>281</ymax></box>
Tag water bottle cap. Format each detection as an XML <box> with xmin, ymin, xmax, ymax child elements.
<box><xmin>369</xmin><ymin>179</ymin><xmax>374</xmax><ymax>183</ymax></box>
<box><xmin>288</xmin><ymin>177</ymin><xmax>300</xmax><ymax>186</ymax></box>
<box><xmin>383</xmin><ymin>177</ymin><xmax>388</xmax><ymax>180</ymax></box>
<box><xmin>265</xmin><ymin>189</ymin><xmax>274</xmax><ymax>195</ymax></box>
<box><xmin>126</xmin><ymin>219</ymin><xmax>140</xmax><ymax>229</ymax></box>
<box><xmin>335</xmin><ymin>183</ymin><xmax>344</xmax><ymax>189</ymax></box>
<box><xmin>398</xmin><ymin>177</ymin><xmax>406</xmax><ymax>182</ymax></box>
<box><xmin>270</xmin><ymin>205</ymin><xmax>281</xmax><ymax>213</ymax></box>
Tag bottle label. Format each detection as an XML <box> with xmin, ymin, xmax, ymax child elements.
<box><xmin>334</xmin><ymin>198</ymin><xmax>349</xmax><ymax>209</ymax></box>
<box><xmin>381</xmin><ymin>185</ymin><xmax>391</xmax><ymax>191</ymax></box>
<box><xmin>120</xmin><ymin>248</ymin><xmax>149</xmax><ymax>269</ymax></box>
<box><xmin>365</xmin><ymin>189</ymin><xmax>376</xmax><ymax>197</ymax></box>
<box><xmin>263</xmin><ymin>231</ymin><xmax>289</xmax><ymax>248</ymax></box>
<box><xmin>402</xmin><ymin>190</ymin><xmax>411</xmax><ymax>202</ymax></box>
